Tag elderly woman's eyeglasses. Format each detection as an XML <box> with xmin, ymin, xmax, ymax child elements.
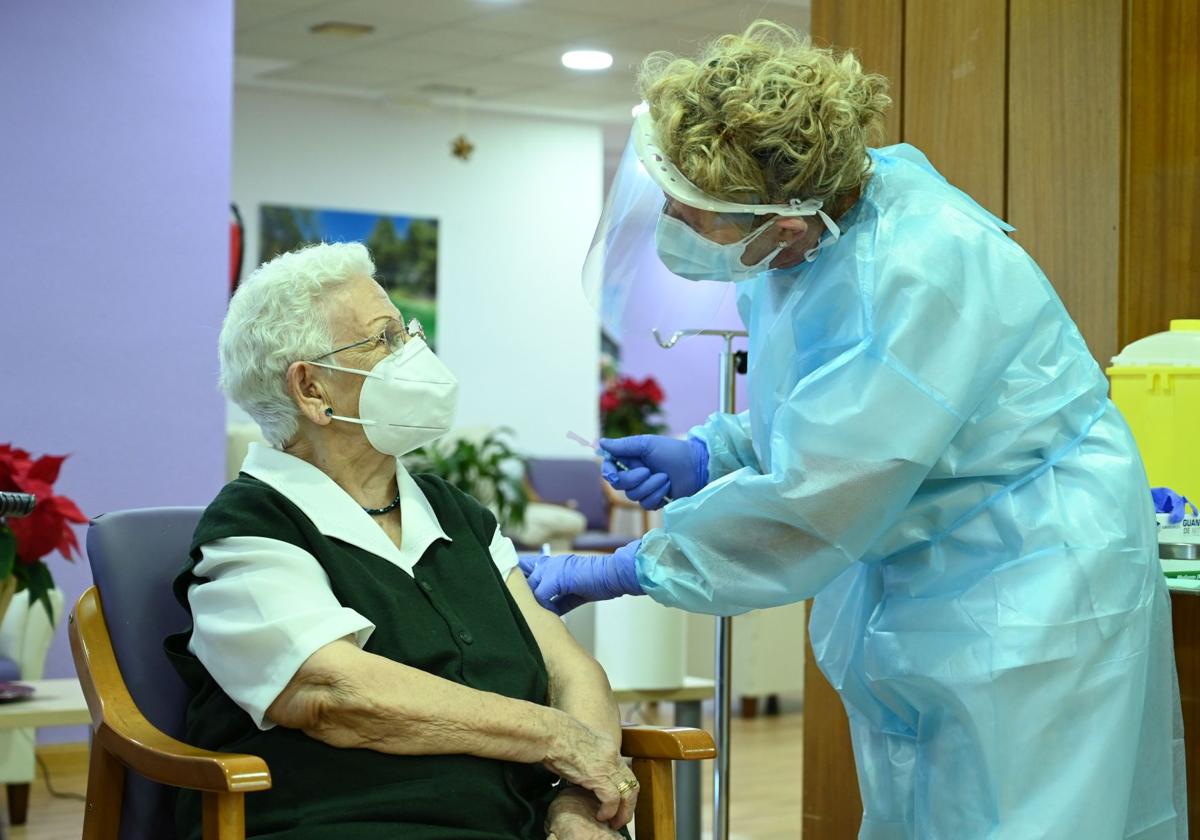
<box><xmin>311</xmin><ymin>317</ymin><xmax>425</xmax><ymax>362</ymax></box>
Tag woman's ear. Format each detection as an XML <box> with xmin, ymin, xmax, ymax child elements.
<box><xmin>768</xmin><ymin>216</ymin><xmax>822</xmax><ymax>269</ymax></box>
<box><xmin>773</xmin><ymin>216</ymin><xmax>809</xmax><ymax>244</ymax></box>
<box><xmin>287</xmin><ymin>361</ymin><xmax>333</xmax><ymax>426</ymax></box>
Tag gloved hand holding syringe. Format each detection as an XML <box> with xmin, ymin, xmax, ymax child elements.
<box><xmin>568</xmin><ymin>430</ymin><xmax>711</xmax><ymax>510</ymax></box>
<box><xmin>515</xmin><ymin>436</ymin><xmax>708</xmax><ymax>613</ymax></box>
<box><xmin>567</xmin><ymin>430</ymin><xmax>674</xmax><ymax>504</ymax></box>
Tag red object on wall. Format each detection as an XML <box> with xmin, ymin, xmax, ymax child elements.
<box><xmin>230</xmin><ymin>203</ymin><xmax>245</xmax><ymax>295</ymax></box>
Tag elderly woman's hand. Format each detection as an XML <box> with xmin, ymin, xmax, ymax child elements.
<box><xmin>546</xmin><ymin>786</ymin><xmax>626</xmax><ymax>840</ymax></box>
<box><xmin>543</xmin><ymin>714</ymin><xmax>638</xmax><ymax>829</ymax></box>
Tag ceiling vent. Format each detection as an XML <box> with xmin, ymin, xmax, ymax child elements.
<box><xmin>416</xmin><ymin>83</ymin><xmax>477</xmax><ymax>98</ymax></box>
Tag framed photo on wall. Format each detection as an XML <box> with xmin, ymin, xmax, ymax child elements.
<box><xmin>259</xmin><ymin>204</ymin><xmax>439</xmax><ymax>347</ymax></box>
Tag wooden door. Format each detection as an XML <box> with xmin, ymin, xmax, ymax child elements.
<box><xmin>1008</xmin><ymin>0</ymin><xmax>1123</xmax><ymax>366</ymax></box>
<box><xmin>1121</xmin><ymin>0</ymin><xmax>1200</xmax><ymax>348</ymax></box>
<box><xmin>800</xmin><ymin>602</ymin><xmax>862</xmax><ymax>837</ymax></box>
<box><xmin>810</xmin><ymin>0</ymin><xmax>904</xmax><ymax>145</ymax></box>
<box><xmin>902</xmin><ymin>0</ymin><xmax>1008</xmax><ymax>217</ymax></box>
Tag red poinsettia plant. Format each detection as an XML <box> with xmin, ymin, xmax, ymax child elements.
<box><xmin>600</xmin><ymin>375</ymin><xmax>668</xmax><ymax>439</ymax></box>
<box><xmin>0</xmin><ymin>445</ymin><xmax>86</xmax><ymax>621</ymax></box>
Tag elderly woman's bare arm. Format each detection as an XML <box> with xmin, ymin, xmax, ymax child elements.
<box><xmin>505</xmin><ymin>571</ymin><xmax>637</xmax><ymax>830</ymax></box>
<box><xmin>505</xmin><ymin>572</ymin><xmax>621</xmax><ymax>746</ymax></box>
<box><xmin>270</xmin><ymin>637</ymin><xmax>556</xmax><ymax>758</ymax></box>
<box><xmin>266</xmin><ymin>637</ymin><xmax>637</xmax><ymax>825</ymax></box>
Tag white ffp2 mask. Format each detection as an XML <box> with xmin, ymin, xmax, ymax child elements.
<box><xmin>312</xmin><ymin>337</ymin><xmax>459</xmax><ymax>457</ymax></box>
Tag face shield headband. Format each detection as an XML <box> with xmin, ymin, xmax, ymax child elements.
<box><xmin>580</xmin><ymin>107</ymin><xmax>849</xmax><ymax>346</ymax></box>
<box><xmin>631</xmin><ymin>106</ymin><xmax>842</xmax><ymax>248</ymax></box>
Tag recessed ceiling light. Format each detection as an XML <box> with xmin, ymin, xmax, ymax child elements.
<box><xmin>309</xmin><ymin>21</ymin><xmax>375</xmax><ymax>37</ymax></box>
<box><xmin>562</xmin><ymin>50</ymin><xmax>613</xmax><ymax>71</ymax></box>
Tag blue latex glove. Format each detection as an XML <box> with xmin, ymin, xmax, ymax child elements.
<box><xmin>1151</xmin><ymin>487</ymin><xmax>1197</xmax><ymax>524</ymax></box>
<box><xmin>516</xmin><ymin>540</ymin><xmax>644</xmax><ymax>615</ymax></box>
<box><xmin>599</xmin><ymin>435</ymin><xmax>709</xmax><ymax>510</ymax></box>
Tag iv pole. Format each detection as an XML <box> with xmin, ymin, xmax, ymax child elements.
<box><xmin>653</xmin><ymin>327</ymin><xmax>747</xmax><ymax>840</ymax></box>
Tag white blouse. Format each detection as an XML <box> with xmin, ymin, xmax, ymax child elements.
<box><xmin>186</xmin><ymin>443</ymin><xmax>520</xmax><ymax>730</ymax></box>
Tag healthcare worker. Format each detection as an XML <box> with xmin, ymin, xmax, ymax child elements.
<box><xmin>520</xmin><ymin>21</ymin><xmax>1187</xmax><ymax>839</ymax></box>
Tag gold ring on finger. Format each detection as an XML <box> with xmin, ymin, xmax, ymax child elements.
<box><xmin>616</xmin><ymin>779</ymin><xmax>638</xmax><ymax>795</ymax></box>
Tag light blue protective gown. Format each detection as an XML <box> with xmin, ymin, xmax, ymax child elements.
<box><xmin>636</xmin><ymin>145</ymin><xmax>1188</xmax><ymax>839</ymax></box>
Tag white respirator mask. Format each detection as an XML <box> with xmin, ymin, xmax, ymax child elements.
<box><xmin>311</xmin><ymin>337</ymin><xmax>459</xmax><ymax>457</ymax></box>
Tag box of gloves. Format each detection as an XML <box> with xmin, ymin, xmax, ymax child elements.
<box><xmin>1156</xmin><ymin>513</ymin><xmax>1200</xmax><ymax>544</ymax></box>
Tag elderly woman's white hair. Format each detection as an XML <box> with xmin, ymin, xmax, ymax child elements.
<box><xmin>220</xmin><ymin>242</ymin><xmax>376</xmax><ymax>447</ymax></box>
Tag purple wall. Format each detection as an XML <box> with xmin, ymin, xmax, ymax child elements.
<box><xmin>614</xmin><ymin>238</ymin><xmax>749</xmax><ymax>435</ymax></box>
<box><xmin>1</xmin><ymin>1</ymin><xmax>232</xmax><ymax>742</ymax></box>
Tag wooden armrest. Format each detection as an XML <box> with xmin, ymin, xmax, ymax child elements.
<box><xmin>601</xmin><ymin>481</ymin><xmax>641</xmax><ymax>510</ymax></box>
<box><xmin>523</xmin><ymin>476</ymin><xmax>544</xmax><ymax>505</ymax></box>
<box><xmin>620</xmin><ymin>725</ymin><xmax>716</xmax><ymax>761</ymax></box>
<box><xmin>92</xmin><ymin>722</ymin><xmax>270</xmax><ymax>794</ymax></box>
<box><xmin>70</xmin><ymin>586</ymin><xmax>271</xmax><ymax>794</ymax></box>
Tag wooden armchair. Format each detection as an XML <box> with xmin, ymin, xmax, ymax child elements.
<box><xmin>72</xmin><ymin>507</ymin><xmax>715</xmax><ymax>840</ymax></box>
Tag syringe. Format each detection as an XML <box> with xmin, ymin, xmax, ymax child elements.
<box><xmin>566</xmin><ymin>430</ymin><xmax>630</xmax><ymax>470</ymax></box>
<box><xmin>566</xmin><ymin>431</ymin><xmax>672</xmax><ymax>505</ymax></box>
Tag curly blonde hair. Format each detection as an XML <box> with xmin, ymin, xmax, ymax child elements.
<box><xmin>638</xmin><ymin>20</ymin><xmax>891</xmax><ymax>207</ymax></box>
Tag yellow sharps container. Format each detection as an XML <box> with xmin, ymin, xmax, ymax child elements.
<box><xmin>1108</xmin><ymin>319</ymin><xmax>1200</xmax><ymax>497</ymax></box>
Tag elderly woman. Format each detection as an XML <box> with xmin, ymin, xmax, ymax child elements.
<box><xmin>523</xmin><ymin>20</ymin><xmax>1186</xmax><ymax>840</ymax></box>
<box><xmin>165</xmin><ymin>242</ymin><xmax>636</xmax><ymax>840</ymax></box>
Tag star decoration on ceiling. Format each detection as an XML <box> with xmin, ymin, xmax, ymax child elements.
<box><xmin>451</xmin><ymin>134</ymin><xmax>475</xmax><ymax>161</ymax></box>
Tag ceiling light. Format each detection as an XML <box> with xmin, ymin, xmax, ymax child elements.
<box><xmin>562</xmin><ymin>50</ymin><xmax>613</xmax><ymax>71</ymax></box>
<box><xmin>309</xmin><ymin>21</ymin><xmax>375</xmax><ymax>37</ymax></box>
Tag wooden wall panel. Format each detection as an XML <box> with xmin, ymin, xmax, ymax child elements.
<box><xmin>805</xmin><ymin>4</ymin><xmax>901</xmax><ymax>835</ymax></box>
<box><xmin>903</xmin><ymin>0</ymin><xmax>1007</xmax><ymax>217</ymax></box>
<box><xmin>1121</xmin><ymin>0</ymin><xmax>1200</xmax><ymax>348</ymax></box>
<box><xmin>809</xmin><ymin>0</ymin><xmax>904</xmax><ymax>145</ymax></box>
<box><xmin>800</xmin><ymin>602</ymin><xmax>862</xmax><ymax>838</ymax></box>
<box><xmin>1008</xmin><ymin>0</ymin><xmax>1122</xmax><ymax>367</ymax></box>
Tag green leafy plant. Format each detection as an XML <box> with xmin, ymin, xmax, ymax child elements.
<box><xmin>405</xmin><ymin>428</ymin><xmax>529</xmax><ymax>531</ymax></box>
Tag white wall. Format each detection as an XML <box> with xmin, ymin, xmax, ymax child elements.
<box><xmin>233</xmin><ymin>87</ymin><xmax>603</xmax><ymax>456</ymax></box>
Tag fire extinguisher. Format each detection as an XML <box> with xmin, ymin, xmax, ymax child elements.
<box><xmin>230</xmin><ymin>202</ymin><xmax>245</xmax><ymax>296</ymax></box>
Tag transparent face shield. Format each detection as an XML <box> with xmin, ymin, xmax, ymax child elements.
<box><xmin>583</xmin><ymin>134</ymin><xmax>718</xmax><ymax>347</ymax></box>
<box><xmin>582</xmin><ymin>108</ymin><xmax>840</xmax><ymax>349</ymax></box>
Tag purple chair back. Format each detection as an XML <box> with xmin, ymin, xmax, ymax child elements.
<box><xmin>525</xmin><ymin>458</ymin><xmax>609</xmax><ymax>532</ymax></box>
<box><xmin>85</xmin><ymin>506</ymin><xmax>204</xmax><ymax>840</ymax></box>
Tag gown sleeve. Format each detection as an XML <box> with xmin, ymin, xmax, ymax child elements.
<box><xmin>690</xmin><ymin>410</ymin><xmax>759</xmax><ymax>481</ymax></box>
<box><xmin>635</xmin><ymin>204</ymin><xmax>1045</xmax><ymax>614</ymax></box>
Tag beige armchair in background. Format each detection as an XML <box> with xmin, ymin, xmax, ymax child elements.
<box><xmin>226</xmin><ymin>422</ymin><xmax>266</xmax><ymax>483</ymax></box>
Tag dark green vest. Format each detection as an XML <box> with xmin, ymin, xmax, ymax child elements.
<box><xmin>164</xmin><ymin>474</ymin><xmax>558</xmax><ymax>840</ymax></box>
